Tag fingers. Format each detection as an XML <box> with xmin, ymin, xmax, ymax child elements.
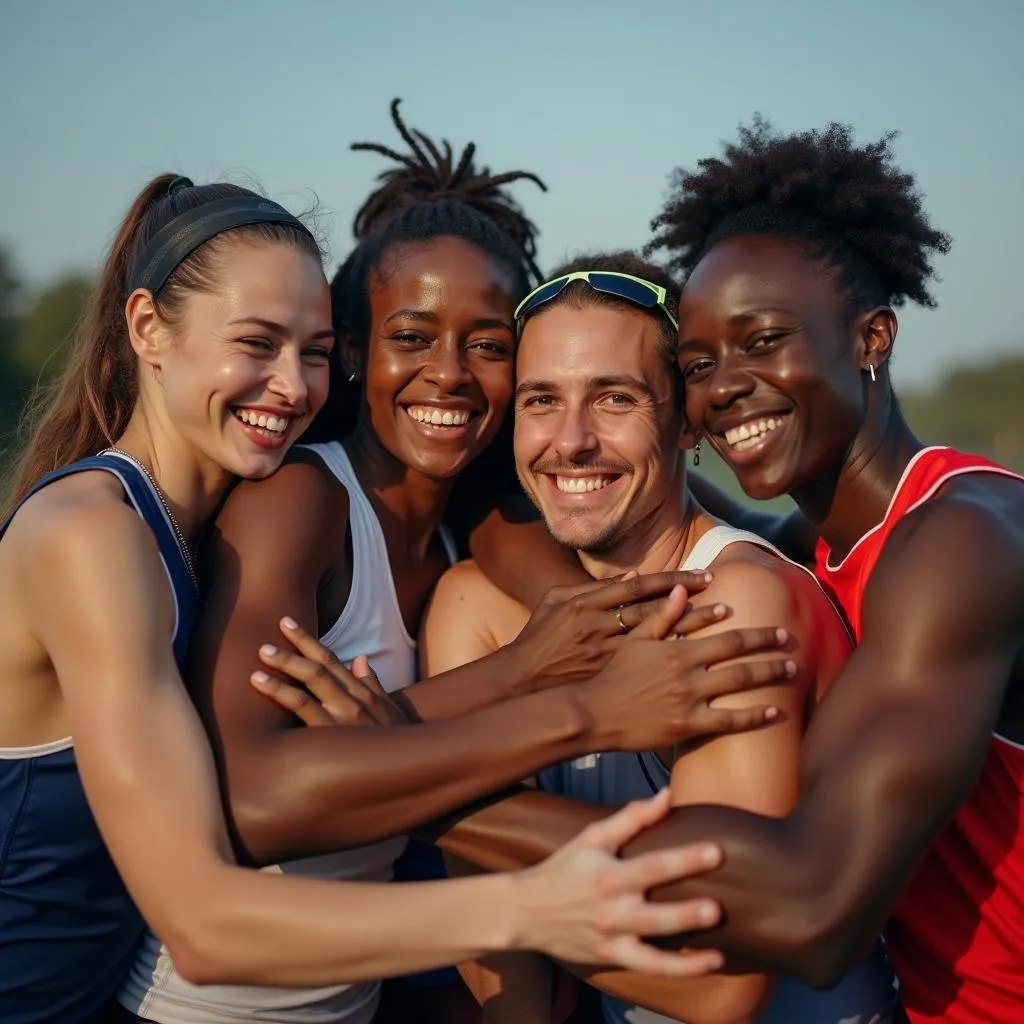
<box><xmin>575</xmin><ymin>789</ymin><xmax>672</xmax><ymax>854</ymax></box>
<box><xmin>588</xmin><ymin>570</ymin><xmax>714</xmax><ymax>611</ymax></box>
<box><xmin>688</xmin><ymin>626</ymin><xmax>789</xmax><ymax>667</ymax></box>
<box><xmin>603</xmin><ymin>841</ymin><xmax>724</xmax><ymax>898</ymax></box>
<box><xmin>698</xmin><ymin>656</ymin><xmax>797</xmax><ymax>699</ymax></box>
<box><xmin>628</xmin><ymin>586</ymin><xmax>688</xmax><ymax>641</ymax></box>
<box><xmin>250</xmin><ymin>673</ymin><xmax>337</xmax><ymax>726</ymax></box>
<box><xmin>597</xmin><ymin>935</ymin><xmax>724</xmax><ymax>977</ymax></box>
<box><xmin>350</xmin><ymin>654</ymin><xmax>389</xmax><ymax>699</ymax></box>
<box><xmin>666</xmin><ymin>602</ymin><xmax>730</xmax><ymax>638</ymax></box>
<box><xmin>700</xmin><ymin>704</ymin><xmax>782</xmax><ymax>734</ymax></box>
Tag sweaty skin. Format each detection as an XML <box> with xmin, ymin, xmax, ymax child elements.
<box><xmin>429</xmin><ymin>237</ymin><xmax>1024</xmax><ymax>997</ymax></box>
<box><xmin>417</xmin><ymin>298</ymin><xmax>850</xmax><ymax>1024</ymax></box>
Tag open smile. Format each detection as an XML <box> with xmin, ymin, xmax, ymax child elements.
<box><xmin>232</xmin><ymin>406</ymin><xmax>296</xmax><ymax>450</ymax></box>
<box><xmin>714</xmin><ymin>412</ymin><xmax>792</xmax><ymax>465</ymax></box>
<box><xmin>543</xmin><ymin>472</ymin><xmax>624</xmax><ymax>499</ymax></box>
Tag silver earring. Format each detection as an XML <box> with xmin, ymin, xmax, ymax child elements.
<box><xmin>869</xmin><ymin>364</ymin><xmax>876</xmax><ymax>383</ymax></box>
<box><xmin>347</xmin><ymin>371</ymin><xmax>358</xmax><ymax>383</ymax></box>
<box><xmin>693</xmin><ymin>441</ymin><xmax>701</xmax><ymax>467</ymax></box>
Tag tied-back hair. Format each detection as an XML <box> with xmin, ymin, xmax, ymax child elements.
<box><xmin>2</xmin><ymin>175</ymin><xmax>320</xmax><ymax>517</ymax></box>
<box><xmin>647</xmin><ymin>116</ymin><xmax>951</xmax><ymax>313</ymax></box>
<box><xmin>306</xmin><ymin>99</ymin><xmax>548</xmax><ymax>522</ymax></box>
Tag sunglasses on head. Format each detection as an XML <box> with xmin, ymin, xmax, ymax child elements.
<box><xmin>513</xmin><ymin>270</ymin><xmax>680</xmax><ymax>334</ymax></box>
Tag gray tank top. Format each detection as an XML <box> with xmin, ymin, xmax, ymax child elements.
<box><xmin>537</xmin><ymin>525</ymin><xmax>901</xmax><ymax>1024</ymax></box>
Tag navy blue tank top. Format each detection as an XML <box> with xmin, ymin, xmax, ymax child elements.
<box><xmin>0</xmin><ymin>453</ymin><xmax>199</xmax><ymax>1024</ymax></box>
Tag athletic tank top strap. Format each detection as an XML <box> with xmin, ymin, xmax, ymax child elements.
<box><xmin>680</xmin><ymin>522</ymin><xmax>789</xmax><ymax>571</ymax></box>
<box><xmin>1</xmin><ymin>453</ymin><xmax>196</xmax><ymax>665</ymax></box>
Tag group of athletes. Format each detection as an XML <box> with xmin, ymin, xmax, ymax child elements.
<box><xmin>1</xmin><ymin>100</ymin><xmax>1021</xmax><ymax>1024</ymax></box>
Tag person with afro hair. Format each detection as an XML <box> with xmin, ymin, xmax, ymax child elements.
<box><xmin>421</xmin><ymin>121</ymin><xmax>1024</xmax><ymax>1024</ymax></box>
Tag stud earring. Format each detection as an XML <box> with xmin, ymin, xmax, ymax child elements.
<box><xmin>693</xmin><ymin>441</ymin><xmax>701</xmax><ymax>467</ymax></box>
<box><xmin>869</xmin><ymin>364</ymin><xmax>876</xmax><ymax>383</ymax></box>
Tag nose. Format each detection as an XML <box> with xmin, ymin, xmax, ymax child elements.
<box><xmin>268</xmin><ymin>348</ymin><xmax>309</xmax><ymax>408</ymax></box>
<box><xmin>707</xmin><ymin>356</ymin><xmax>756</xmax><ymax>410</ymax></box>
<box><xmin>422</xmin><ymin>338</ymin><xmax>472</xmax><ymax>392</ymax></box>
<box><xmin>553</xmin><ymin>405</ymin><xmax>599</xmax><ymax>464</ymax></box>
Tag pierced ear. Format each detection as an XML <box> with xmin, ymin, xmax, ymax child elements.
<box><xmin>338</xmin><ymin>329</ymin><xmax>363</xmax><ymax>383</ymax></box>
<box><xmin>678</xmin><ymin>420</ymin><xmax>699</xmax><ymax>453</ymax></box>
<box><xmin>858</xmin><ymin>306</ymin><xmax>898</xmax><ymax>376</ymax></box>
<box><xmin>125</xmin><ymin>288</ymin><xmax>168</xmax><ymax>368</ymax></box>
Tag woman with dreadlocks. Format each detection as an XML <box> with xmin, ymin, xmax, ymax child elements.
<box><xmin>114</xmin><ymin>101</ymin><xmax>778</xmax><ymax>1024</ymax></box>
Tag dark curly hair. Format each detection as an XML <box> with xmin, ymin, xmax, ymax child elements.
<box><xmin>647</xmin><ymin>116</ymin><xmax>951</xmax><ymax>312</ymax></box>
<box><xmin>522</xmin><ymin>251</ymin><xmax>684</xmax><ymax>405</ymax></box>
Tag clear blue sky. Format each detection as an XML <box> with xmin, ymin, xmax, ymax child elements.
<box><xmin>2</xmin><ymin>0</ymin><xmax>1022</xmax><ymax>387</ymax></box>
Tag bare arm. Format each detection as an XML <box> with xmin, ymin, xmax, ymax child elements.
<box><xmin>467</xmin><ymin>496</ymin><xmax>590</xmax><ymax>607</ymax></box>
<box><xmin>195</xmin><ymin>462</ymin><xmax>612</xmax><ymax>865</ymax></box>
<box><xmin>16</xmin><ymin>482</ymin><xmax>733</xmax><ymax>988</ymax></box>
<box><xmin>435</xmin><ymin>480</ymin><xmax>1024</xmax><ymax>987</ymax></box>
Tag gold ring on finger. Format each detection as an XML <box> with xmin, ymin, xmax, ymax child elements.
<box><xmin>615</xmin><ymin>606</ymin><xmax>627</xmax><ymax>632</ymax></box>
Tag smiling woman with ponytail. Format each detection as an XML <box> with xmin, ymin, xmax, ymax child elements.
<box><xmin>0</xmin><ymin>170</ymin><xmax>737</xmax><ymax>1024</ymax></box>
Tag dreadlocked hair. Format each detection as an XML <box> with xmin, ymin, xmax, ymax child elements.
<box><xmin>647</xmin><ymin>116</ymin><xmax>951</xmax><ymax>312</ymax></box>
<box><xmin>523</xmin><ymin>252</ymin><xmax>684</xmax><ymax>405</ymax></box>
<box><xmin>306</xmin><ymin>100</ymin><xmax>547</xmax><ymax>528</ymax></box>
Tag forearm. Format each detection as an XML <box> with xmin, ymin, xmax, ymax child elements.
<box><xmin>433</xmin><ymin>791</ymin><xmax>830</xmax><ymax>981</ymax></box>
<box><xmin>229</xmin><ymin>686</ymin><xmax>599</xmax><ymax>864</ymax></box>
<box><xmin>468</xmin><ymin>501</ymin><xmax>588</xmax><ymax>608</ymax></box>
<box><xmin>179</xmin><ymin>862</ymin><xmax>521</xmax><ymax>987</ymax></box>
<box><xmin>399</xmin><ymin>644</ymin><xmax>529</xmax><ymax>721</ymax></box>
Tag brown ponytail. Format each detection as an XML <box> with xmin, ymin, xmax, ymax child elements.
<box><xmin>2</xmin><ymin>175</ymin><xmax>320</xmax><ymax>517</ymax></box>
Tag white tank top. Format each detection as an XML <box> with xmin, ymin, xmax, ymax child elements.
<box><xmin>119</xmin><ymin>441</ymin><xmax>457</xmax><ymax>1024</ymax></box>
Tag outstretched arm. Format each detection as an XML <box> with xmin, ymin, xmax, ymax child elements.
<box><xmin>197</xmin><ymin>461</ymin><xmax>745</xmax><ymax>865</ymax></box>
<box><xmin>17</xmin><ymin>482</ymin><xmax>729</xmax><ymax>988</ymax></box>
<box><xmin>434</xmin><ymin>482</ymin><xmax>1024</xmax><ymax>987</ymax></box>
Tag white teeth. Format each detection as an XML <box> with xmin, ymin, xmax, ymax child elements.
<box><xmin>235</xmin><ymin>409</ymin><xmax>290</xmax><ymax>434</ymax></box>
<box><xmin>405</xmin><ymin>406</ymin><xmax>471</xmax><ymax>427</ymax></box>
<box><xmin>555</xmin><ymin>476</ymin><xmax>614</xmax><ymax>494</ymax></box>
<box><xmin>724</xmin><ymin>416</ymin><xmax>784</xmax><ymax>449</ymax></box>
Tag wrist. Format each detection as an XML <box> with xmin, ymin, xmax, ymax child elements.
<box><xmin>498</xmin><ymin>638</ymin><xmax>537</xmax><ymax>698</ymax></box>
<box><xmin>476</xmin><ymin>870</ymin><xmax>526</xmax><ymax>954</ymax></box>
<box><xmin>566</xmin><ymin>681</ymin><xmax>613</xmax><ymax>755</ymax></box>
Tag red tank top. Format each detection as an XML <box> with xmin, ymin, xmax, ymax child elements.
<box><xmin>813</xmin><ymin>447</ymin><xmax>1024</xmax><ymax>1023</ymax></box>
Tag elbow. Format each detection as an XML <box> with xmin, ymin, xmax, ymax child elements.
<box><xmin>774</xmin><ymin>893</ymin><xmax>864</xmax><ymax>989</ymax></box>
<box><xmin>227</xmin><ymin>788</ymin><xmax>290</xmax><ymax>867</ymax></box>
<box><xmin>161</xmin><ymin>898</ymin><xmax>245</xmax><ymax>986</ymax></box>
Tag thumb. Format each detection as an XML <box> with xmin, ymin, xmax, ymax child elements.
<box><xmin>629</xmin><ymin>585</ymin><xmax>688</xmax><ymax>640</ymax></box>
<box><xmin>579</xmin><ymin>788</ymin><xmax>673</xmax><ymax>854</ymax></box>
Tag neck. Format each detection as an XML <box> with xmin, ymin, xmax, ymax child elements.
<box><xmin>578</xmin><ymin>474</ymin><xmax>699</xmax><ymax>580</ymax></box>
<box><xmin>114</xmin><ymin>418</ymin><xmax>233</xmax><ymax>545</ymax></box>
<box><xmin>344</xmin><ymin>417</ymin><xmax>453</xmax><ymax>561</ymax></box>
<box><xmin>791</xmin><ymin>388</ymin><xmax>923</xmax><ymax>561</ymax></box>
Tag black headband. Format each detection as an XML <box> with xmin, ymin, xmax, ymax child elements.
<box><xmin>127</xmin><ymin>196</ymin><xmax>316</xmax><ymax>295</ymax></box>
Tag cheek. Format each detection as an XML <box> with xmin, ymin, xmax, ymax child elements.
<box><xmin>307</xmin><ymin>363</ymin><xmax>331</xmax><ymax>417</ymax></box>
<box><xmin>474</xmin><ymin>361</ymin><xmax>515</xmax><ymax>417</ymax></box>
<box><xmin>513</xmin><ymin>415</ymin><xmax>551</xmax><ymax>466</ymax></box>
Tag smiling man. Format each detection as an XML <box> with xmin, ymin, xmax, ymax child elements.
<box><xmin>421</xmin><ymin>253</ymin><xmax>900</xmax><ymax>1024</ymax></box>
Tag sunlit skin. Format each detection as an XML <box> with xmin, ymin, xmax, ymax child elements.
<box><xmin>514</xmin><ymin>304</ymin><xmax>693</xmax><ymax>569</ymax></box>
<box><xmin>121</xmin><ymin>240</ymin><xmax>334</xmax><ymax>538</ymax></box>
<box><xmin>676</xmin><ymin>235</ymin><xmax>912</xmax><ymax>549</ymax></box>
<box><xmin>344</xmin><ymin>235</ymin><xmax>517</xmax><ymax>495</ymax></box>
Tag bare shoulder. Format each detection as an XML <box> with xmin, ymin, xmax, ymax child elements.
<box><xmin>697</xmin><ymin>542</ymin><xmax>806</xmax><ymax>619</ymax></box>
<box><xmin>428</xmin><ymin>559</ymin><xmax>530</xmax><ymax>652</ymax></box>
<box><xmin>215</xmin><ymin>447</ymin><xmax>347</xmax><ymax>539</ymax></box>
<box><xmin>11</xmin><ymin>470</ymin><xmax>158</xmax><ymax>577</ymax></box>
